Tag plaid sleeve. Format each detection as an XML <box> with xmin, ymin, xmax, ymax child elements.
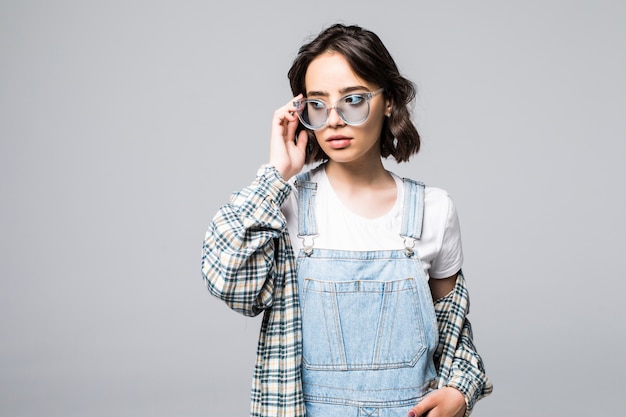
<box><xmin>434</xmin><ymin>271</ymin><xmax>493</xmax><ymax>416</ymax></box>
<box><xmin>201</xmin><ymin>165</ymin><xmax>292</xmax><ymax>317</ymax></box>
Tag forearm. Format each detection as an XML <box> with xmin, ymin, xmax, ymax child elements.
<box><xmin>201</xmin><ymin>165</ymin><xmax>292</xmax><ymax>316</ymax></box>
<box><xmin>433</xmin><ymin>272</ymin><xmax>493</xmax><ymax>416</ymax></box>
<box><xmin>443</xmin><ymin>319</ymin><xmax>492</xmax><ymax>416</ymax></box>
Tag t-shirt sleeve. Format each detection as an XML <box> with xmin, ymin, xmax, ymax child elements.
<box><xmin>429</xmin><ymin>194</ymin><xmax>464</xmax><ymax>279</ymax></box>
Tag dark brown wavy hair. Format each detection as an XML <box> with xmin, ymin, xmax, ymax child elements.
<box><xmin>288</xmin><ymin>23</ymin><xmax>420</xmax><ymax>164</ymax></box>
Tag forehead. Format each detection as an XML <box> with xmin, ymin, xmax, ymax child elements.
<box><xmin>304</xmin><ymin>51</ymin><xmax>373</xmax><ymax>95</ymax></box>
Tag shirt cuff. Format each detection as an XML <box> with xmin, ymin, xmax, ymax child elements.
<box><xmin>256</xmin><ymin>164</ymin><xmax>291</xmax><ymax>207</ymax></box>
<box><xmin>445</xmin><ymin>376</ymin><xmax>482</xmax><ymax>417</ymax></box>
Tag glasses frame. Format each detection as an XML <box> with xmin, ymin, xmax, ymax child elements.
<box><xmin>293</xmin><ymin>87</ymin><xmax>385</xmax><ymax>130</ymax></box>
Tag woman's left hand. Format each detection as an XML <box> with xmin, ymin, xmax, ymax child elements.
<box><xmin>407</xmin><ymin>387</ymin><xmax>466</xmax><ymax>417</ymax></box>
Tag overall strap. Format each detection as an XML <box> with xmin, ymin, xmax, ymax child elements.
<box><xmin>400</xmin><ymin>178</ymin><xmax>425</xmax><ymax>257</ymax></box>
<box><xmin>294</xmin><ymin>171</ymin><xmax>318</xmax><ymax>255</ymax></box>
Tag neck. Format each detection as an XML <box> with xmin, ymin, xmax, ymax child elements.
<box><xmin>323</xmin><ymin>157</ymin><xmax>397</xmax><ymax>219</ymax></box>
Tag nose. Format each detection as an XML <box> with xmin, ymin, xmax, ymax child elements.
<box><xmin>326</xmin><ymin>106</ymin><xmax>345</xmax><ymax>127</ymax></box>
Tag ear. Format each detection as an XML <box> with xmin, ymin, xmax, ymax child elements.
<box><xmin>384</xmin><ymin>98</ymin><xmax>392</xmax><ymax>117</ymax></box>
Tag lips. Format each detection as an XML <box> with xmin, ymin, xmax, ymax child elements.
<box><xmin>326</xmin><ymin>135</ymin><xmax>352</xmax><ymax>149</ymax></box>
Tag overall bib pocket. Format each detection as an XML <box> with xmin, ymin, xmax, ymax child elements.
<box><xmin>301</xmin><ymin>277</ymin><xmax>427</xmax><ymax>371</ymax></box>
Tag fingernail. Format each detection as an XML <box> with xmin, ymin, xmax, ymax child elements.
<box><xmin>408</xmin><ymin>412</ymin><xmax>416</xmax><ymax>417</ymax></box>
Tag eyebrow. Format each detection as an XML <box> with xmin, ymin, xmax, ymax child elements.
<box><xmin>306</xmin><ymin>85</ymin><xmax>371</xmax><ymax>97</ymax></box>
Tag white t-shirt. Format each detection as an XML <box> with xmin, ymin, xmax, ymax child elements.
<box><xmin>281</xmin><ymin>165</ymin><xmax>463</xmax><ymax>280</ymax></box>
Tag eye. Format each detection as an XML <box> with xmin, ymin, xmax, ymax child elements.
<box><xmin>307</xmin><ymin>100</ymin><xmax>326</xmax><ymax>110</ymax></box>
<box><xmin>343</xmin><ymin>94</ymin><xmax>365</xmax><ymax>106</ymax></box>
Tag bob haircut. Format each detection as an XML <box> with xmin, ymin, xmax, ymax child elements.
<box><xmin>288</xmin><ymin>23</ymin><xmax>420</xmax><ymax>164</ymax></box>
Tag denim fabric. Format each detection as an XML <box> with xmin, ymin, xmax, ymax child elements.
<box><xmin>294</xmin><ymin>176</ymin><xmax>438</xmax><ymax>415</ymax></box>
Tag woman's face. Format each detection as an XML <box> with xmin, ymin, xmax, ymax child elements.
<box><xmin>304</xmin><ymin>52</ymin><xmax>390</xmax><ymax>166</ymax></box>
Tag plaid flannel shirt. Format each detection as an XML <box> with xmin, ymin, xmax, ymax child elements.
<box><xmin>202</xmin><ymin>165</ymin><xmax>492</xmax><ymax>417</ymax></box>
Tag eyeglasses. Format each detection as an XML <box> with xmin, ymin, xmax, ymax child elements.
<box><xmin>293</xmin><ymin>88</ymin><xmax>384</xmax><ymax>130</ymax></box>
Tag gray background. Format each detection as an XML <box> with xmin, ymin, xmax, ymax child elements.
<box><xmin>1</xmin><ymin>0</ymin><xmax>624</xmax><ymax>416</ymax></box>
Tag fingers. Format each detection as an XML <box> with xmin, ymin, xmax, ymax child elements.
<box><xmin>295</xmin><ymin>129</ymin><xmax>308</xmax><ymax>152</ymax></box>
<box><xmin>273</xmin><ymin>95</ymin><xmax>303</xmax><ymax>138</ymax></box>
<box><xmin>408</xmin><ymin>391</ymin><xmax>436</xmax><ymax>417</ymax></box>
<box><xmin>408</xmin><ymin>388</ymin><xmax>466</xmax><ymax>417</ymax></box>
<box><xmin>284</xmin><ymin>111</ymin><xmax>300</xmax><ymax>143</ymax></box>
<box><xmin>268</xmin><ymin>94</ymin><xmax>308</xmax><ymax>180</ymax></box>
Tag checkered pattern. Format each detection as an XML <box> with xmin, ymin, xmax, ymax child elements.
<box><xmin>434</xmin><ymin>272</ymin><xmax>493</xmax><ymax>416</ymax></box>
<box><xmin>202</xmin><ymin>165</ymin><xmax>492</xmax><ymax>417</ymax></box>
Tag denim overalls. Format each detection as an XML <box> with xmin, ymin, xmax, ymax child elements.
<box><xmin>294</xmin><ymin>173</ymin><xmax>439</xmax><ymax>417</ymax></box>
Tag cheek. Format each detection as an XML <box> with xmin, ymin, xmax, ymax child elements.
<box><xmin>366</xmin><ymin>103</ymin><xmax>386</xmax><ymax>127</ymax></box>
<box><xmin>363</xmin><ymin>113</ymin><xmax>386</xmax><ymax>137</ymax></box>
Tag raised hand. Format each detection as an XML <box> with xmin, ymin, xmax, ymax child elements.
<box><xmin>268</xmin><ymin>95</ymin><xmax>309</xmax><ymax>180</ymax></box>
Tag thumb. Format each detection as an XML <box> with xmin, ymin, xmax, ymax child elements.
<box><xmin>296</xmin><ymin>130</ymin><xmax>309</xmax><ymax>151</ymax></box>
<box><xmin>408</xmin><ymin>394</ymin><xmax>435</xmax><ymax>417</ymax></box>
<box><xmin>296</xmin><ymin>130</ymin><xmax>309</xmax><ymax>154</ymax></box>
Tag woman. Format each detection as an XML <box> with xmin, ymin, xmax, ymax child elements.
<box><xmin>202</xmin><ymin>24</ymin><xmax>492</xmax><ymax>417</ymax></box>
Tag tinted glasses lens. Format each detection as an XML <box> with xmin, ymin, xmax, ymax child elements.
<box><xmin>337</xmin><ymin>94</ymin><xmax>369</xmax><ymax>124</ymax></box>
<box><xmin>304</xmin><ymin>100</ymin><xmax>327</xmax><ymax>128</ymax></box>
<box><xmin>295</xmin><ymin>100</ymin><xmax>324</xmax><ymax>129</ymax></box>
